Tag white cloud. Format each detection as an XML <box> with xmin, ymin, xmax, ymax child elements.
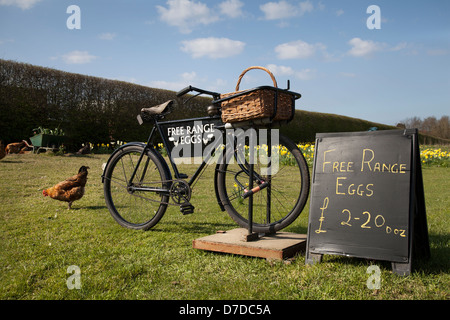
<box><xmin>98</xmin><ymin>33</ymin><xmax>116</xmax><ymax>40</ymax></box>
<box><xmin>336</xmin><ymin>9</ymin><xmax>344</xmax><ymax>16</ymax></box>
<box><xmin>260</xmin><ymin>0</ymin><xmax>313</xmax><ymax>20</ymax></box>
<box><xmin>62</xmin><ymin>51</ymin><xmax>97</xmax><ymax>64</ymax></box>
<box><xmin>266</xmin><ymin>64</ymin><xmax>315</xmax><ymax>80</ymax></box>
<box><xmin>295</xmin><ymin>68</ymin><xmax>315</xmax><ymax>80</ymax></box>
<box><xmin>340</xmin><ymin>72</ymin><xmax>357</xmax><ymax>78</ymax></box>
<box><xmin>156</xmin><ymin>0</ymin><xmax>219</xmax><ymax>34</ymax></box>
<box><xmin>0</xmin><ymin>39</ymin><xmax>14</xmax><ymax>45</ymax></box>
<box><xmin>219</xmin><ymin>0</ymin><xmax>244</xmax><ymax>18</ymax></box>
<box><xmin>347</xmin><ymin>38</ymin><xmax>386</xmax><ymax>57</ymax></box>
<box><xmin>275</xmin><ymin>40</ymin><xmax>326</xmax><ymax>59</ymax></box>
<box><xmin>348</xmin><ymin>38</ymin><xmax>410</xmax><ymax>58</ymax></box>
<box><xmin>390</xmin><ymin>42</ymin><xmax>408</xmax><ymax>52</ymax></box>
<box><xmin>149</xmin><ymin>72</ymin><xmax>197</xmax><ymax>91</ymax></box>
<box><xmin>0</xmin><ymin>0</ymin><xmax>41</xmax><ymax>9</ymax></box>
<box><xmin>299</xmin><ymin>0</ymin><xmax>313</xmax><ymax>14</ymax></box>
<box><xmin>427</xmin><ymin>49</ymin><xmax>449</xmax><ymax>56</ymax></box>
<box><xmin>148</xmin><ymin>71</ymin><xmax>227</xmax><ymax>92</ymax></box>
<box><xmin>180</xmin><ymin>71</ymin><xmax>197</xmax><ymax>81</ymax></box>
<box><xmin>260</xmin><ymin>1</ymin><xmax>297</xmax><ymax>20</ymax></box>
<box><xmin>266</xmin><ymin>64</ymin><xmax>295</xmax><ymax>77</ymax></box>
<box><xmin>149</xmin><ymin>80</ymin><xmax>187</xmax><ymax>91</ymax></box>
<box><xmin>181</xmin><ymin>37</ymin><xmax>245</xmax><ymax>59</ymax></box>
<box><xmin>317</xmin><ymin>1</ymin><xmax>325</xmax><ymax>10</ymax></box>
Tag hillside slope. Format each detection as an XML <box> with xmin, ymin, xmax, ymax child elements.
<box><xmin>278</xmin><ymin>109</ymin><xmax>449</xmax><ymax>144</ymax></box>
<box><xmin>280</xmin><ymin>109</ymin><xmax>395</xmax><ymax>142</ymax></box>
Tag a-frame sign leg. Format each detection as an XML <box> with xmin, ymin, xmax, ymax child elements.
<box><xmin>392</xmin><ymin>130</ymin><xmax>430</xmax><ymax>276</ymax></box>
<box><xmin>305</xmin><ymin>252</ymin><xmax>322</xmax><ymax>265</ymax></box>
<box><xmin>411</xmin><ymin>131</ymin><xmax>431</xmax><ymax>261</ymax></box>
<box><xmin>392</xmin><ymin>261</ymin><xmax>411</xmax><ymax>276</ymax></box>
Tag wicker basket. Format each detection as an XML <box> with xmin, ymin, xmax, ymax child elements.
<box><xmin>219</xmin><ymin>66</ymin><xmax>294</xmax><ymax>124</ymax></box>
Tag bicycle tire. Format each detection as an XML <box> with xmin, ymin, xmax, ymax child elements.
<box><xmin>103</xmin><ymin>144</ymin><xmax>171</xmax><ymax>230</ymax></box>
<box><xmin>216</xmin><ymin>134</ymin><xmax>310</xmax><ymax>233</ymax></box>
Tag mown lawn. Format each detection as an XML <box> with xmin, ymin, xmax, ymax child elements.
<box><xmin>0</xmin><ymin>152</ymin><xmax>448</xmax><ymax>300</ymax></box>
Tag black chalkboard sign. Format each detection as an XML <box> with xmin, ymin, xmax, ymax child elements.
<box><xmin>305</xmin><ymin>129</ymin><xmax>430</xmax><ymax>276</ymax></box>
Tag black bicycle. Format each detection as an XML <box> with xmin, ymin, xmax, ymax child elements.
<box><xmin>102</xmin><ymin>85</ymin><xmax>310</xmax><ymax>233</ymax></box>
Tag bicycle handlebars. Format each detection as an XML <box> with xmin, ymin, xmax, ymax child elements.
<box><xmin>176</xmin><ymin>86</ymin><xmax>193</xmax><ymax>97</ymax></box>
<box><xmin>176</xmin><ymin>85</ymin><xmax>220</xmax><ymax>99</ymax></box>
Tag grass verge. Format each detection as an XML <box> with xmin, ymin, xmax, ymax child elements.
<box><xmin>0</xmin><ymin>153</ymin><xmax>448</xmax><ymax>300</ymax></box>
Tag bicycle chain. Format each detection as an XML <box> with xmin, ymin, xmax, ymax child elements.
<box><xmin>105</xmin><ymin>175</ymin><xmax>193</xmax><ymax>206</ymax></box>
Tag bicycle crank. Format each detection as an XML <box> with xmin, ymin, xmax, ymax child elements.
<box><xmin>170</xmin><ymin>180</ymin><xmax>191</xmax><ymax>204</ymax></box>
<box><xmin>170</xmin><ymin>180</ymin><xmax>195</xmax><ymax>215</ymax></box>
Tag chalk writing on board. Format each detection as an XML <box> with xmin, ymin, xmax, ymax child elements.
<box><xmin>338</xmin><ymin>208</ymin><xmax>406</xmax><ymax>237</ymax></box>
<box><xmin>322</xmin><ymin>148</ymin><xmax>408</xmax><ymax>175</ymax></box>
<box><xmin>306</xmin><ymin>129</ymin><xmax>430</xmax><ymax>276</ymax></box>
<box><xmin>313</xmin><ymin>145</ymin><xmax>409</xmax><ymax>238</ymax></box>
<box><xmin>315</xmin><ymin>201</ymin><xmax>407</xmax><ymax>238</ymax></box>
<box><xmin>314</xmin><ymin>197</ymin><xmax>329</xmax><ymax>234</ymax></box>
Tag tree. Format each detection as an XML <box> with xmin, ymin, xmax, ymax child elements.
<box><xmin>401</xmin><ymin>115</ymin><xmax>450</xmax><ymax>140</ymax></box>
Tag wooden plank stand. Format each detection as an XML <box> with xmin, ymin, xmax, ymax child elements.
<box><xmin>194</xmin><ymin>129</ymin><xmax>308</xmax><ymax>260</ymax></box>
<box><xmin>192</xmin><ymin>228</ymin><xmax>307</xmax><ymax>260</ymax></box>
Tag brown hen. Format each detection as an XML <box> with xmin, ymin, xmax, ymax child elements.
<box><xmin>43</xmin><ymin>166</ymin><xmax>89</xmax><ymax>209</ymax></box>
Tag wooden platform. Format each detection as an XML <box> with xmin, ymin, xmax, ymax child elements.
<box><xmin>192</xmin><ymin>228</ymin><xmax>307</xmax><ymax>260</ymax></box>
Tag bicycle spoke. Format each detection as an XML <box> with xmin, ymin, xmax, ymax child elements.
<box><xmin>217</xmin><ymin>134</ymin><xmax>310</xmax><ymax>233</ymax></box>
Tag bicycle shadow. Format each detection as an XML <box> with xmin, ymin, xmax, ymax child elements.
<box><xmin>0</xmin><ymin>159</ymin><xmax>24</xmax><ymax>163</ymax></box>
<box><xmin>155</xmin><ymin>220</ymin><xmax>237</xmax><ymax>235</ymax></box>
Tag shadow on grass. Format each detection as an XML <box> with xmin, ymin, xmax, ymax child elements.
<box><xmin>154</xmin><ymin>220</ymin><xmax>237</xmax><ymax>235</ymax></box>
<box><xmin>301</xmin><ymin>233</ymin><xmax>449</xmax><ymax>276</ymax></box>
<box><xmin>0</xmin><ymin>159</ymin><xmax>24</xmax><ymax>163</ymax></box>
<box><xmin>83</xmin><ymin>205</ymin><xmax>107</xmax><ymax>210</ymax></box>
<box><xmin>414</xmin><ymin>233</ymin><xmax>450</xmax><ymax>275</ymax></box>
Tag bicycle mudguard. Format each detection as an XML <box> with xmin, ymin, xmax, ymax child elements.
<box><xmin>214</xmin><ymin>162</ymin><xmax>226</xmax><ymax>212</ymax></box>
<box><xmin>148</xmin><ymin>144</ymin><xmax>173</xmax><ymax>183</ymax></box>
<box><xmin>101</xmin><ymin>142</ymin><xmax>172</xmax><ymax>183</ymax></box>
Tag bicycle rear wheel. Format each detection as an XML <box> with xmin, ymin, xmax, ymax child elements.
<box><xmin>216</xmin><ymin>134</ymin><xmax>310</xmax><ymax>233</ymax></box>
<box><xmin>103</xmin><ymin>144</ymin><xmax>171</xmax><ymax>230</ymax></box>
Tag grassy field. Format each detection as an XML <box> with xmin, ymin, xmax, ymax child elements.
<box><xmin>0</xmin><ymin>151</ymin><xmax>448</xmax><ymax>300</ymax></box>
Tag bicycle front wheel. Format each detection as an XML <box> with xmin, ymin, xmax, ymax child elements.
<box><xmin>216</xmin><ymin>134</ymin><xmax>310</xmax><ymax>233</ymax></box>
<box><xmin>103</xmin><ymin>144</ymin><xmax>171</xmax><ymax>230</ymax></box>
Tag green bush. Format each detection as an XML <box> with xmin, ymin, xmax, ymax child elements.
<box><xmin>0</xmin><ymin>59</ymin><xmax>209</xmax><ymax>151</ymax></box>
<box><xmin>2</xmin><ymin>59</ymin><xmax>446</xmax><ymax>153</ymax></box>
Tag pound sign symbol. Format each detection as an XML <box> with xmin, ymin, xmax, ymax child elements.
<box><xmin>315</xmin><ymin>197</ymin><xmax>329</xmax><ymax>234</ymax></box>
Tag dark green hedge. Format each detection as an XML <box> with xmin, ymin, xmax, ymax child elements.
<box><xmin>7</xmin><ymin>59</ymin><xmax>438</xmax><ymax>150</ymax></box>
<box><xmin>0</xmin><ymin>59</ymin><xmax>209</xmax><ymax>150</ymax></box>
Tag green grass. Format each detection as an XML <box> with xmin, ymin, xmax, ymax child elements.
<box><xmin>0</xmin><ymin>152</ymin><xmax>448</xmax><ymax>300</ymax></box>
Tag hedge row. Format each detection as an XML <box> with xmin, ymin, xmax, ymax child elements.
<box><xmin>5</xmin><ymin>59</ymin><xmax>427</xmax><ymax>151</ymax></box>
<box><xmin>0</xmin><ymin>59</ymin><xmax>209</xmax><ymax>150</ymax></box>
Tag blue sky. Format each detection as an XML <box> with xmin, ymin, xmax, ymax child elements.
<box><xmin>0</xmin><ymin>0</ymin><xmax>449</xmax><ymax>125</ymax></box>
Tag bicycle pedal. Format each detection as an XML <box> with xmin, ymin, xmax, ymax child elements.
<box><xmin>180</xmin><ymin>203</ymin><xmax>195</xmax><ymax>215</ymax></box>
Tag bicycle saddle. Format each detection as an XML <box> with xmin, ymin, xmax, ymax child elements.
<box><xmin>141</xmin><ymin>100</ymin><xmax>173</xmax><ymax>117</ymax></box>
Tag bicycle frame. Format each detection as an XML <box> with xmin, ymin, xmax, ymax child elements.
<box><xmin>154</xmin><ymin>115</ymin><xmax>224</xmax><ymax>184</ymax></box>
<box><xmin>105</xmin><ymin>114</ymin><xmax>227</xmax><ymax>210</ymax></box>
<box><xmin>116</xmin><ymin>113</ymin><xmax>274</xmax><ymax>212</ymax></box>
<box><xmin>104</xmin><ymin>83</ymin><xmax>290</xmax><ymax>206</ymax></box>
<box><xmin>102</xmin><ymin>83</ymin><xmax>309</xmax><ymax>233</ymax></box>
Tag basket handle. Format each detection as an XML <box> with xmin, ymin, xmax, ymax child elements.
<box><xmin>235</xmin><ymin>66</ymin><xmax>278</xmax><ymax>91</ymax></box>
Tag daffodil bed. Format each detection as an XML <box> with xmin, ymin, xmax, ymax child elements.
<box><xmin>89</xmin><ymin>141</ymin><xmax>448</xmax><ymax>168</ymax></box>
